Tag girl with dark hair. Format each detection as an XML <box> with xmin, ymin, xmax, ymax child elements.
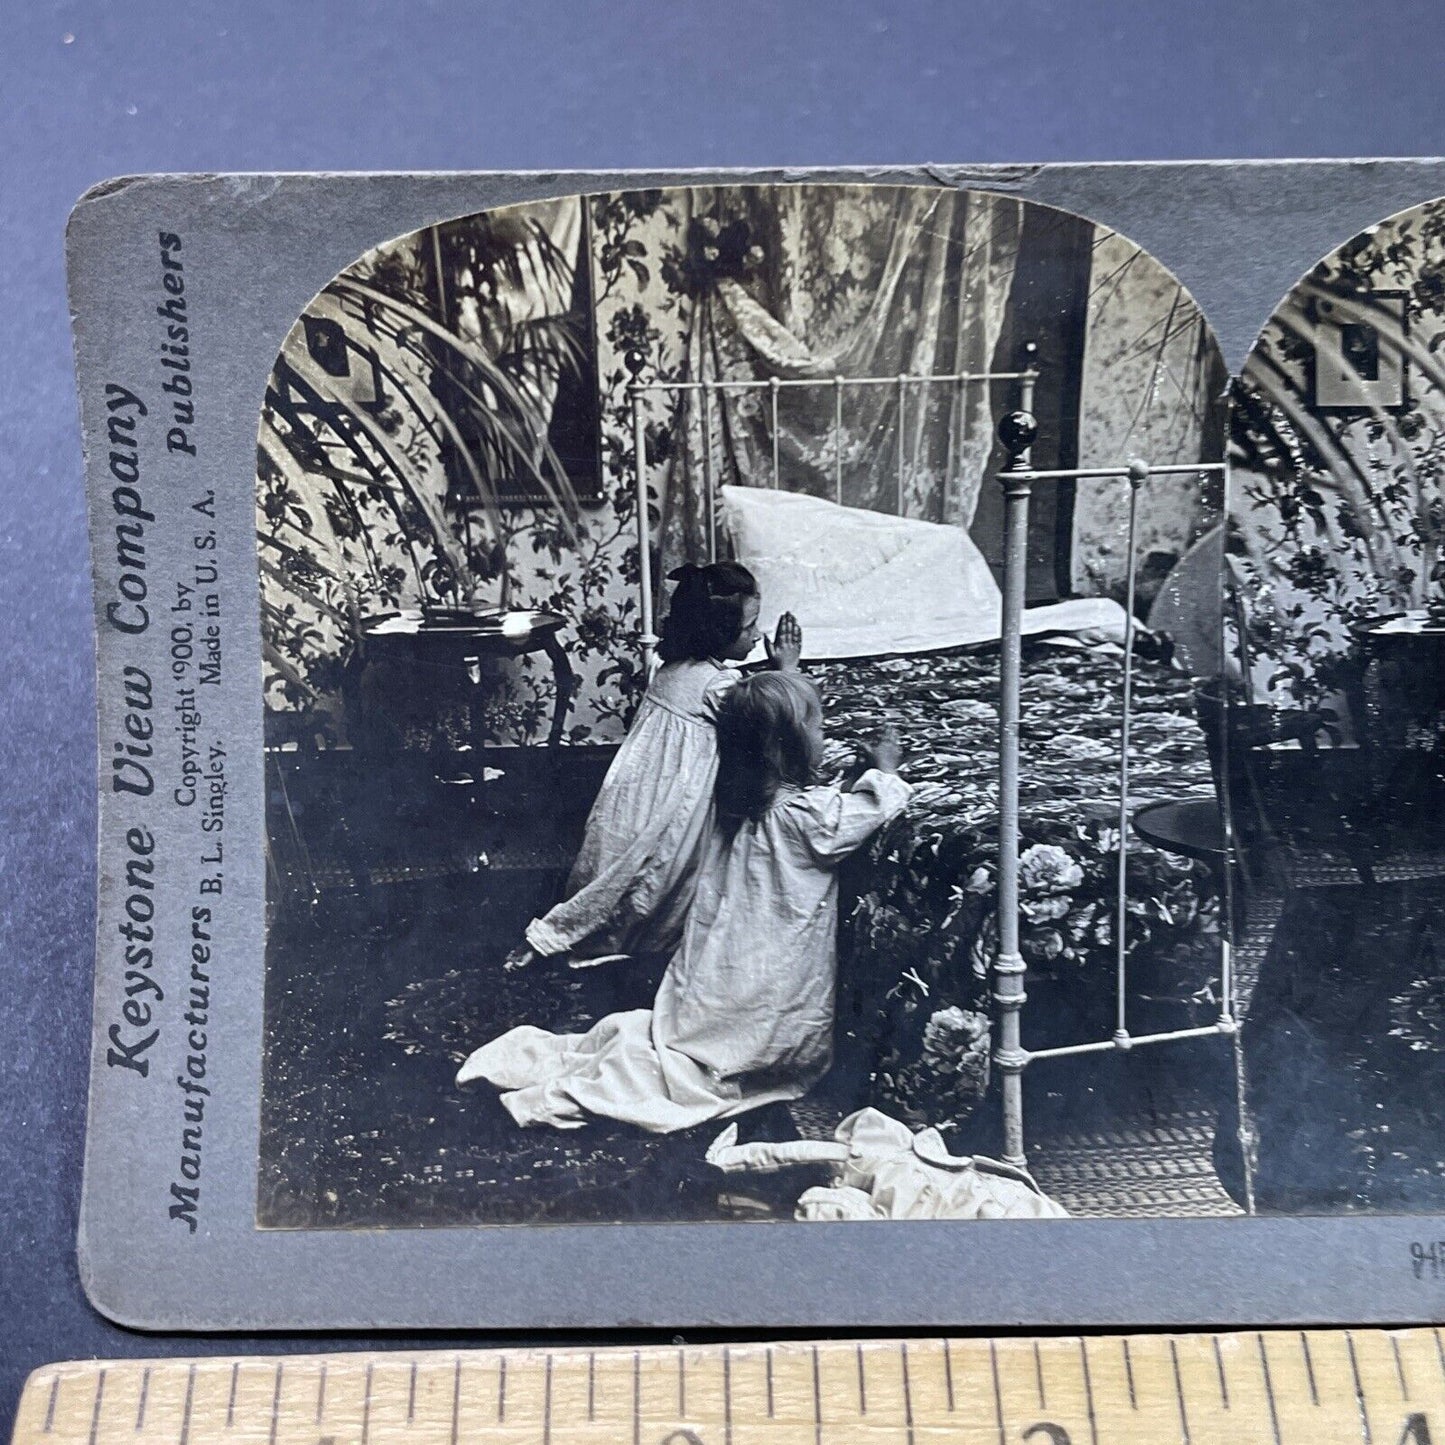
<box><xmin>460</xmin><ymin>671</ymin><xmax>909</xmax><ymax>1133</ymax></box>
<box><xmin>512</xmin><ymin>562</ymin><xmax>803</xmax><ymax>967</ymax></box>
<box><xmin>656</xmin><ymin>559</ymin><xmax>760</xmax><ymax>664</ymax></box>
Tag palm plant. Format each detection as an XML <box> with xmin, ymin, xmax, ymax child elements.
<box><xmin>257</xmin><ymin>210</ymin><xmax>586</xmax><ymax>673</ymax></box>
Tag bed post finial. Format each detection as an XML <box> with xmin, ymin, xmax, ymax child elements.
<box><xmin>997</xmin><ymin>409</ymin><xmax>1038</xmax><ymax>467</ymax></box>
<box><xmin>1018</xmin><ymin>340</ymin><xmax>1040</xmax><ymax>419</ymax></box>
<box><xmin>630</xmin><ymin>383</ymin><xmax>659</xmax><ymax>679</ymax></box>
<box><xmin>994</xmin><ymin>404</ymin><xmax>1038</xmax><ymax>1169</ymax></box>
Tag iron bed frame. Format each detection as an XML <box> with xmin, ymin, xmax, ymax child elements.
<box><xmin>625</xmin><ymin>362</ymin><xmax>1241</xmax><ymax>1184</ymax></box>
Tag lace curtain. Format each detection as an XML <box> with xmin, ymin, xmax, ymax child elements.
<box><xmin>655</xmin><ymin>186</ymin><xmax>1022</xmax><ymax>587</ymax></box>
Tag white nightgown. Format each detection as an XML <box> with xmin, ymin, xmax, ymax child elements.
<box><xmin>524</xmin><ymin>658</ymin><xmax>738</xmax><ymax>960</ymax></box>
<box><xmin>460</xmin><ymin>768</ymin><xmax>911</xmax><ymax>1133</ymax></box>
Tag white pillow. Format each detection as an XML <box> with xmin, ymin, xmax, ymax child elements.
<box><xmin>721</xmin><ymin>485</ymin><xmax>1127</xmax><ymax>659</ymax></box>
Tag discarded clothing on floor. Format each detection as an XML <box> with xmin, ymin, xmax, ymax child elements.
<box><xmin>706</xmin><ymin>1106</ymin><xmax>1069</xmax><ymax>1220</ymax></box>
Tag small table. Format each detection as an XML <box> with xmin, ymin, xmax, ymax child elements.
<box><xmin>1357</xmin><ymin>612</ymin><xmax>1445</xmax><ymax>745</ymax></box>
<box><xmin>1131</xmin><ymin>796</ymin><xmax>1243</xmax><ymax>925</ymax></box>
<box><xmin>1132</xmin><ymin>798</ymin><xmax>1227</xmax><ymax>867</ymax></box>
<box><xmin>1344</xmin><ymin>611</ymin><xmax>1445</xmax><ymax>819</ymax></box>
<box><xmin>359</xmin><ymin>609</ymin><xmax>575</xmax><ymax>748</ymax></box>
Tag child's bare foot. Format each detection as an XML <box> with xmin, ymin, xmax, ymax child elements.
<box><xmin>765</xmin><ymin>611</ymin><xmax>803</xmax><ymax>671</ymax></box>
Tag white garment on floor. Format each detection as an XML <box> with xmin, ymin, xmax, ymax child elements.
<box><xmin>707</xmin><ymin>1106</ymin><xmax>1069</xmax><ymax>1220</ymax></box>
<box><xmin>525</xmin><ymin>657</ymin><xmax>738</xmax><ymax>959</ymax></box>
<box><xmin>459</xmin><ymin>769</ymin><xmax>912</xmax><ymax>1132</ymax></box>
<box><xmin>722</xmin><ymin>485</ymin><xmax>1130</xmax><ymax>660</ymax></box>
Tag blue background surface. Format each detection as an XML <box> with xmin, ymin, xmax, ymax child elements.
<box><xmin>3</xmin><ymin>0</ymin><xmax>1445</xmax><ymax>1419</ymax></box>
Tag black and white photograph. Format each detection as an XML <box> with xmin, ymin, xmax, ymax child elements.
<box><xmin>250</xmin><ymin>180</ymin><xmax>1322</xmax><ymax>1231</ymax></box>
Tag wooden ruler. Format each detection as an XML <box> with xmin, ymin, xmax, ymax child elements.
<box><xmin>13</xmin><ymin>1331</ymin><xmax>1445</xmax><ymax>1445</ymax></box>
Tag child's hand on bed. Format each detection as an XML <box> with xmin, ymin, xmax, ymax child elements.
<box><xmin>765</xmin><ymin>611</ymin><xmax>803</xmax><ymax>671</ymax></box>
<box><xmin>861</xmin><ymin>725</ymin><xmax>904</xmax><ymax>775</ymax></box>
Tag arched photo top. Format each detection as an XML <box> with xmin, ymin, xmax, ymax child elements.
<box><xmin>1230</xmin><ymin>195</ymin><xmax>1445</xmax><ymax>721</ymax></box>
<box><xmin>255</xmin><ymin>183</ymin><xmax>1227</xmax><ymax>748</ymax></box>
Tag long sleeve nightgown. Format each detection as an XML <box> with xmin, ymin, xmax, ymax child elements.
<box><xmin>459</xmin><ymin>768</ymin><xmax>911</xmax><ymax>1133</ymax></box>
<box><xmin>524</xmin><ymin>657</ymin><xmax>739</xmax><ymax>960</ymax></box>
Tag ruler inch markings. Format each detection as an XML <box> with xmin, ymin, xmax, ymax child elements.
<box><xmin>1212</xmin><ymin>1335</ymin><xmax>1229</xmax><ymax>1409</ymax></box>
<box><xmin>360</xmin><ymin>1362</ymin><xmax>373</xmax><ymax>1445</ymax></box>
<box><xmin>86</xmin><ymin>1370</ymin><xmax>105</xmax><ymax>1445</ymax></box>
<box><xmin>900</xmin><ymin>1340</ymin><xmax>915</xmax><ymax>1445</ymax></box>
<box><xmin>990</xmin><ymin>1338</ymin><xmax>1005</xmax><ymax>1445</ymax></box>
<box><xmin>265</xmin><ymin>1365</ymin><xmax>281</xmax><ymax>1445</ymax></box>
<box><xmin>1347</xmin><ymin>1329</ymin><xmax>1373</xmax><ymax>1445</ymax></box>
<box><xmin>1169</xmin><ymin>1337</ymin><xmax>1191</xmax><ymax>1445</ymax></box>
<box><xmin>18</xmin><ymin>1330</ymin><xmax>1445</xmax><ymax>1445</ymax></box>
<box><xmin>135</xmin><ymin>1369</ymin><xmax>151</xmax><ymax>1434</ymax></box>
<box><xmin>722</xmin><ymin>1345</ymin><xmax>732</xmax><ymax>1445</ymax></box>
<box><xmin>448</xmin><ymin>1357</ymin><xmax>459</xmax><ymax>1445</ymax></box>
<box><xmin>811</xmin><ymin>1343</ymin><xmax>822</xmax><ymax>1445</ymax></box>
<box><xmin>1300</xmin><ymin>1332</ymin><xmax>1320</xmax><ymax>1408</ymax></box>
<box><xmin>1079</xmin><ymin>1337</ymin><xmax>1099</xmax><ymax>1445</ymax></box>
<box><xmin>1256</xmin><ymin>1334</ymin><xmax>1282</xmax><ymax>1445</ymax></box>
<box><xmin>176</xmin><ymin>1365</ymin><xmax>194</xmax><ymax>1445</ymax></box>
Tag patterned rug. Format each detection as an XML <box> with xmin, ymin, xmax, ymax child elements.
<box><xmin>1027</xmin><ymin>1103</ymin><xmax>1245</xmax><ymax>1218</ymax></box>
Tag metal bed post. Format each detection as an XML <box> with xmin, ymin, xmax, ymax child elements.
<box><xmin>994</xmin><ymin>402</ymin><xmax>1038</xmax><ymax>1169</ymax></box>
<box><xmin>1219</xmin><ymin>454</ymin><xmax>1253</xmax><ymax>1214</ymax></box>
<box><xmin>896</xmin><ymin>374</ymin><xmax>907</xmax><ymax>515</ymax></box>
<box><xmin>701</xmin><ymin>384</ymin><xmax>717</xmax><ymax>563</ymax></box>
<box><xmin>833</xmin><ymin>377</ymin><xmax>844</xmax><ymax>505</ymax></box>
<box><xmin>631</xmin><ymin>385</ymin><xmax>658</xmax><ymax>677</ymax></box>
<box><xmin>1113</xmin><ymin>459</ymin><xmax>1147</xmax><ymax>1048</ymax></box>
<box><xmin>770</xmin><ymin>376</ymin><xmax>781</xmax><ymax>489</ymax></box>
<box><xmin>990</xmin><ymin>431</ymin><xmax>1232</xmax><ymax>1167</ymax></box>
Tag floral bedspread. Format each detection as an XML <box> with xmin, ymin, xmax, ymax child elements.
<box><xmin>809</xmin><ymin>639</ymin><xmax>1221</xmax><ymax>1129</ymax></box>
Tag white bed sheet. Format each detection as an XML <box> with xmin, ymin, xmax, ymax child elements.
<box><xmin>721</xmin><ymin>485</ymin><xmax>1129</xmax><ymax>661</ymax></box>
